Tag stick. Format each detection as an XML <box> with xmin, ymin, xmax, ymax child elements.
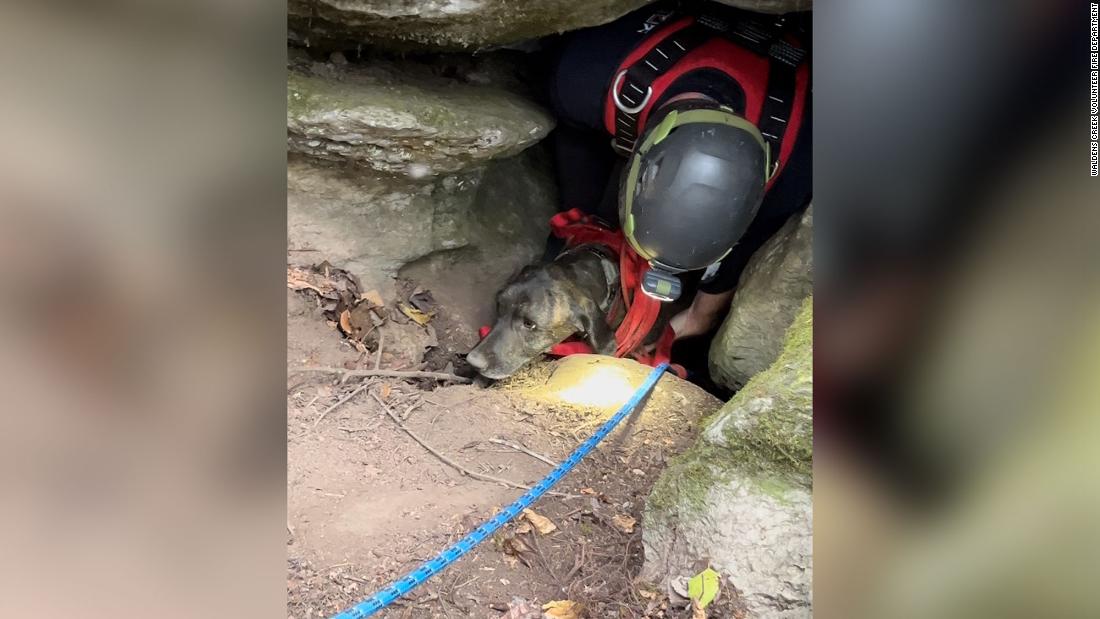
<box><xmin>488</xmin><ymin>438</ymin><xmax>558</xmax><ymax>467</ymax></box>
<box><xmin>292</xmin><ymin>367</ymin><xmax>472</xmax><ymax>384</ymax></box>
<box><xmin>374</xmin><ymin>331</ymin><xmax>385</xmax><ymax>370</ymax></box>
<box><xmin>370</xmin><ymin>391</ymin><xmax>576</xmax><ymax>498</ymax></box>
<box><xmin>313</xmin><ymin>381</ymin><xmax>370</xmax><ymax>428</ymax></box>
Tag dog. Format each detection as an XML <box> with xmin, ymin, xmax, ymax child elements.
<box><xmin>467</xmin><ymin>245</ymin><xmax>673</xmax><ymax>379</ymax></box>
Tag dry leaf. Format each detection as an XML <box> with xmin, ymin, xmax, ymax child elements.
<box><xmin>502</xmin><ymin>598</ymin><xmax>541</xmax><ymax>619</ymax></box>
<box><xmin>398</xmin><ymin>303</ymin><xmax>433</xmax><ymax>326</ymax></box>
<box><xmin>691</xmin><ymin>599</ymin><xmax>705</xmax><ymax>619</ymax></box>
<box><xmin>611</xmin><ymin>514</ymin><xmax>636</xmax><ymax>534</ymax></box>
<box><xmin>338</xmin><ymin>309</ymin><xmax>355</xmax><ymax>336</ymax></box>
<box><xmin>360</xmin><ymin>289</ymin><xmax>384</xmax><ymax>307</ymax></box>
<box><xmin>579</xmin><ymin>488</ymin><xmax>597</xmax><ymax>496</ymax></box>
<box><xmin>522</xmin><ymin>508</ymin><xmax>557</xmax><ymax>535</ymax></box>
<box><xmin>542</xmin><ymin>600</ymin><xmax>582</xmax><ymax>619</ymax></box>
<box><xmin>379</xmin><ymin>383</ymin><xmax>392</xmax><ymax>400</ymax></box>
<box><xmin>409</xmin><ymin>289</ymin><xmax>436</xmax><ymax>313</ymax></box>
<box><xmin>515</xmin><ymin>522</ymin><xmax>533</xmax><ymax>535</ymax></box>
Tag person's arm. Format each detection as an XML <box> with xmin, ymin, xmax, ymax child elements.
<box><xmin>670</xmin><ymin>289</ymin><xmax>734</xmax><ymax>340</ymax></box>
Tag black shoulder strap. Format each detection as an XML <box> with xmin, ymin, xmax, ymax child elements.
<box><xmin>610</xmin><ymin>23</ymin><xmax>712</xmax><ymax>156</ymax></box>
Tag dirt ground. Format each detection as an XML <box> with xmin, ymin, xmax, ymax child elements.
<box><xmin>287</xmin><ymin>260</ymin><xmax>733</xmax><ymax>619</ymax></box>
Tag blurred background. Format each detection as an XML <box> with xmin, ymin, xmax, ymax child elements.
<box><xmin>815</xmin><ymin>0</ymin><xmax>1099</xmax><ymax>617</ymax></box>
<box><xmin>0</xmin><ymin>0</ymin><xmax>1096</xmax><ymax>617</ymax></box>
<box><xmin>0</xmin><ymin>1</ymin><xmax>287</xmax><ymax>616</ymax></box>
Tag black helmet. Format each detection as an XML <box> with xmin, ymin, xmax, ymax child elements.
<box><xmin>620</xmin><ymin>102</ymin><xmax>771</xmax><ymax>300</ymax></box>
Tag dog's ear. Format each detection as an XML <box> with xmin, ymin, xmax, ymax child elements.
<box><xmin>574</xmin><ymin>303</ymin><xmax>616</xmax><ymax>355</ymax></box>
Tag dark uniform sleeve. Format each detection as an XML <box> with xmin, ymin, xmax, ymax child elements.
<box><xmin>700</xmin><ymin>104</ymin><xmax>812</xmax><ymax>294</ymax></box>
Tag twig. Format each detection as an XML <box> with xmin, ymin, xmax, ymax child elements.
<box><xmin>529</xmin><ymin>530</ymin><xmax>562</xmax><ymax>586</ymax></box>
<box><xmin>313</xmin><ymin>381</ymin><xmax>370</xmax><ymax>428</ymax></box>
<box><xmin>488</xmin><ymin>438</ymin><xmax>558</xmax><ymax>467</ymax></box>
<box><xmin>293</xmin><ymin>366</ymin><xmax>472</xmax><ymax>383</ymax></box>
<box><xmin>370</xmin><ymin>391</ymin><xmax>576</xmax><ymax>498</ymax></box>
<box><xmin>400</xmin><ymin>399</ymin><xmax>423</xmax><ymax>422</ymax></box>
<box><xmin>374</xmin><ymin>331</ymin><xmax>385</xmax><ymax>370</ymax></box>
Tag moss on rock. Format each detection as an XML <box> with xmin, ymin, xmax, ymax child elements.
<box><xmin>642</xmin><ymin>300</ymin><xmax>813</xmax><ymax>615</ymax></box>
<box><xmin>650</xmin><ymin>298</ymin><xmax>813</xmax><ymax>517</ymax></box>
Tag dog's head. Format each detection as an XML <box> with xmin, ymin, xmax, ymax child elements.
<box><xmin>467</xmin><ymin>263</ymin><xmax>603</xmax><ymax>380</ymax></box>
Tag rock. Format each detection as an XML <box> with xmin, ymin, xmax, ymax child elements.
<box><xmin>712</xmin><ymin>0</ymin><xmax>813</xmax><ymax>13</ymax></box>
<box><xmin>287</xmin><ymin>61</ymin><xmax>553</xmax><ymax>175</ymax></box>
<box><xmin>709</xmin><ymin>206</ymin><xmax>812</xmax><ymax>392</ymax></box>
<box><xmin>288</xmin><ymin>0</ymin><xmax>654</xmax><ymax>51</ymax></box>
<box><xmin>643</xmin><ymin>299</ymin><xmax>812</xmax><ymax>618</ymax></box>
<box><xmin>287</xmin><ymin>145</ymin><xmax>557</xmax><ymax>299</ymax></box>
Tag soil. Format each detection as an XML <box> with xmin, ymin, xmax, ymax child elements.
<box><xmin>287</xmin><ymin>258</ymin><xmax>734</xmax><ymax>618</ymax></box>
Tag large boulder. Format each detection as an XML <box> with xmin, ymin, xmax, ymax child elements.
<box><xmin>287</xmin><ymin>60</ymin><xmax>553</xmax><ymax>175</ymax></box>
<box><xmin>644</xmin><ymin>299</ymin><xmax>812</xmax><ymax>618</ymax></box>
<box><xmin>709</xmin><ymin>205</ymin><xmax>812</xmax><ymax>392</ymax></box>
<box><xmin>287</xmin><ymin>145</ymin><xmax>556</xmax><ymax>297</ymax></box>
<box><xmin>287</xmin><ymin>53</ymin><xmax>558</xmax><ymax>295</ymax></box>
<box><xmin>288</xmin><ymin>0</ymin><xmax>654</xmax><ymax>51</ymax></box>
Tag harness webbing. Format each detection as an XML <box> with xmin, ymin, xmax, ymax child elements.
<box><xmin>609</xmin><ymin>11</ymin><xmax>806</xmax><ymax>162</ymax></box>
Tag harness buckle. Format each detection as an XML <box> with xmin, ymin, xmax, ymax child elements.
<box><xmin>612</xmin><ymin>70</ymin><xmax>652</xmax><ymax>115</ymax></box>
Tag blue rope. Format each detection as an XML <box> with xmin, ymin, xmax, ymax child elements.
<box><xmin>331</xmin><ymin>362</ymin><xmax>670</xmax><ymax>619</ymax></box>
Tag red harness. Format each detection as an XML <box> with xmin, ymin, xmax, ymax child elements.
<box><xmin>603</xmin><ymin>14</ymin><xmax>809</xmax><ymax>187</ymax></box>
<box><xmin>479</xmin><ymin>209</ymin><xmax>685</xmax><ymax>378</ymax></box>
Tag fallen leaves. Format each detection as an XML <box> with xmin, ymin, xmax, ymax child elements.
<box><xmin>288</xmin><ymin>262</ymin><xmax>388</xmax><ymax>352</ymax></box>
<box><xmin>611</xmin><ymin>514</ymin><xmax>636</xmax><ymax>534</ymax></box>
<box><xmin>542</xmin><ymin>600</ymin><xmax>583</xmax><ymax>619</ymax></box>
<box><xmin>501</xmin><ymin>534</ymin><xmax>533</xmax><ymax>568</ymax></box>
<box><xmin>287</xmin><ymin>261</ymin><xmax>361</xmax><ymax>301</ymax></box>
<box><xmin>500</xmin><ymin>598</ymin><xmax>542</xmax><ymax>619</ymax></box>
<box><xmin>398</xmin><ymin>302</ymin><xmax>433</xmax><ymax>326</ymax></box>
<box><xmin>360</xmin><ymin>288</ymin><xmax>385</xmax><ymax>307</ymax></box>
<box><xmin>522</xmin><ymin>508</ymin><xmax>558</xmax><ymax>535</ymax></box>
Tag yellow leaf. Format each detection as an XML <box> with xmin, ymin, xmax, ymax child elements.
<box><xmin>522</xmin><ymin>508</ymin><xmax>557</xmax><ymax>535</ymax></box>
<box><xmin>541</xmin><ymin>600</ymin><xmax>582</xmax><ymax>619</ymax></box>
<box><xmin>688</xmin><ymin>567</ymin><xmax>720</xmax><ymax>609</ymax></box>
<box><xmin>611</xmin><ymin>514</ymin><xmax>636</xmax><ymax>534</ymax></box>
<box><xmin>399</xmin><ymin>303</ymin><xmax>433</xmax><ymax>326</ymax></box>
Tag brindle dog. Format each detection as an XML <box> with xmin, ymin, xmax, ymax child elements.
<box><xmin>466</xmin><ymin>246</ymin><xmax>620</xmax><ymax>380</ymax></box>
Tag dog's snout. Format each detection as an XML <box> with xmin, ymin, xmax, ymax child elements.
<box><xmin>466</xmin><ymin>348</ymin><xmax>489</xmax><ymax>371</ymax></box>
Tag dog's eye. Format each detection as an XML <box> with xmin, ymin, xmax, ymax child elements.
<box><xmin>522</xmin><ymin>318</ymin><xmax>537</xmax><ymax>331</ymax></box>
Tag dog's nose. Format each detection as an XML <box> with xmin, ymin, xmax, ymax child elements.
<box><xmin>466</xmin><ymin>348</ymin><xmax>488</xmax><ymax>371</ymax></box>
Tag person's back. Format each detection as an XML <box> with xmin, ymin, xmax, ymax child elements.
<box><xmin>548</xmin><ymin>1</ymin><xmax>812</xmax><ymax>340</ymax></box>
